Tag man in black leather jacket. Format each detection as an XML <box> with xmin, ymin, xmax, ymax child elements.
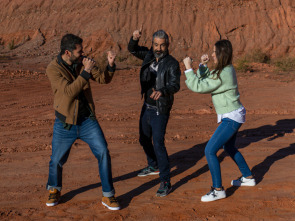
<box><xmin>128</xmin><ymin>28</ymin><xmax>181</xmax><ymax>197</ymax></box>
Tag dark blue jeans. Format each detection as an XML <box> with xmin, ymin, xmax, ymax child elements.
<box><xmin>139</xmin><ymin>104</ymin><xmax>170</xmax><ymax>183</ymax></box>
<box><xmin>46</xmin><ymin>118</ymin><xmax>115</xmax><ymax>197</ymax></box>
<box><xmin>205</xmin><ymin>118</ymin><xmax>252</xmax><ymax>188</ymax></box>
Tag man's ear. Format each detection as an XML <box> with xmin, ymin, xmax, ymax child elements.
<box><xmin>64</xmin><ymin>50</ymin><xmax>71</xmax><ymax>56</ymax></box>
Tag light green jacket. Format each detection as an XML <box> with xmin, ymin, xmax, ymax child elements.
<box><xmin>185</xmin><ymin>64</ymin><xmax>242</xmax><ymax>114</ymax></box>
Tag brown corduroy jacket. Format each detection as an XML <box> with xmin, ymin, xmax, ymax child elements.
<box><xmin>46</xmin><ymin>56</ymin><xmax>115</xmax><ymax>125</ymax></box>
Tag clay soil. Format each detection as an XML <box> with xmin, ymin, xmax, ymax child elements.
<box><xmin>1</xmin><ymin>59</ymin><xmax>295</xmax><ymax>220</ymax></box>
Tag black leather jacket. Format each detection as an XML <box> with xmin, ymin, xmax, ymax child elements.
<box><xmin>128</xmin><ymin>37</ymin><xmax>181</xmax><ymax>114</ymax></box>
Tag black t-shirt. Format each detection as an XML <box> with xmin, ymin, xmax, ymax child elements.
<box><xmin>144</xmin><ymin>61</ymin><xmax>159</xmax><ymax>106</ymax></box>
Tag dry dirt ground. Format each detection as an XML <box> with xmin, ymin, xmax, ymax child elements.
<box><xmin>0</xmin><ymin>61</ymin><xmax>295</xmax><ymax>220</ymax></box>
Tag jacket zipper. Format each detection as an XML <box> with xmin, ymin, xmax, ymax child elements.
<box><xmin>143</xmin><ymin>57</ymin><xmax>161</xmax><ymax>115</ymax></box>
<box><xmin>155</xmin><ymin>59</ymin><xmax>164</xmax><ymax>115</ymax></box>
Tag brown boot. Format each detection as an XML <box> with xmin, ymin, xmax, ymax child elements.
<box><xmin>102</xmin><ymin>196</ymin><xmax>120</xmax><ymax>210</ymax></box>
<box><xmin>46</xmin><ymin>188</ymin><xmax>60</xmax><ymax>207</ymax></box>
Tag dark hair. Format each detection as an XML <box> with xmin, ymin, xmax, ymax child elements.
<box><xmin>212</xmin><ymin>39</ymin><xmax>233</xmax><ymax>78</ymax></box>
<box><xmin>152</xmin><ymin>30</ymin><xmax>169</xmax><ymax>45</ymax></box>
<box><xmin>60</xmin><ymin>34</ymin><xmax>83</xmax><ymax>55</ymax></box>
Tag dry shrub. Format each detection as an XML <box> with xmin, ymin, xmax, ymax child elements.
<box><xmin>245</xmin><ymin>49</ymin><xmax>270</xmax><ymax>64</ymax></box>
<box><xmin>115</xmin><ymin>51</ymin><xmax>142</xmax><ymax>66</ymax></box>
<box><xmin>234</xmin><ymin>49</ymin><xmax>270</xmax><ymax>72</ymax></box>
<box><xmin>272</xmin><ymin>57</ymin><xmax>295</xmax><ymax>72</ymax></box>
<box><xmin>94</xmin><ymin>52</ymin><xmax>108</xmax><ymax>69</ymax></box>
<box><xmin>234</xmin><ymin>58</ymin><xmax>251</xmax><ymax>72</ymax></box>
<box><xmin>8</xmin><ymin>39</ymin><xmax>15</xmax><ymax>50</ymax></box>
<box><xmin>125</xmin><ymin>55</ymin><xmax>142</xmax><ymax>66</ymax></box>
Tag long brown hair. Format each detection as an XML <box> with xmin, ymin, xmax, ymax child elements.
<box><xmin>212</xmin><ymin>40</ymin><xmax>233</xmax><ymax>79</ymax></box>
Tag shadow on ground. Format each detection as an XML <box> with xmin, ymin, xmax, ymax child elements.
<box><xmin>60</xmin><ymin>119</ymin><xmax>295</xmax><ymax>208</ymax></box>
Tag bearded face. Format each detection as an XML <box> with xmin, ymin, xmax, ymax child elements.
<box><xmin>152</xmin><ymin>37</ymin><xmax>168</xmax><ymax>59</ymax></box>
<box><xmin>69</xmin><ymin>44</ymin><xmax>83</xmax><ymax>64</ymax></box>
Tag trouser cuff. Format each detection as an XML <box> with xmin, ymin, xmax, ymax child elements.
<box><xmin>47</xmin><ymin>185</ymin><xmax>61</xmax><ymax>192</ymax></box>
<box><xmin>102</xmin><ymin>189</ymin><xmax>115</xmax><ymax>197</ymax></box>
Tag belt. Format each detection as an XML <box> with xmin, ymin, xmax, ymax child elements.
<box><xmin>145</xmin><ymin>103</ymin><xmax>157</xmax><ymax>110</ymax></box>
<box><xmin>145</xmin><ymin>103</ymin><xmax>159</xmax><ymax>115</ymax></box>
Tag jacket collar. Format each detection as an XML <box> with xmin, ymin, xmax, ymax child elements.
<box><xmin>57</xmin><ymin>53</ymin><xmax>65</xmax><ymax>66</ymax></box>
<box><xmin>57</xmin><ymin>53</ymin><xmax>78</xmax><ymax>77</ymax></box>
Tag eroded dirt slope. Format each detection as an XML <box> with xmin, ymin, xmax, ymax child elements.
<box><xmin>0</xmin><ymin>0</ymin><xmax>295</xmax><ymax>63</ymax></box>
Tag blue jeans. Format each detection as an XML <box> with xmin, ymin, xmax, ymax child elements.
<box><xmin>139</xmin><ymin>104</ymin><xmax>170</xmax><ymax>183</ymax></box>
<box><xmin>46</xmin><ymin>117</ymin><xmax>115</xmax><ymax>197</ymax></box>
<box><xmin>205</xmin><ymin>118</ymin><xmax>252</xmax><ymax>188</ymax></box>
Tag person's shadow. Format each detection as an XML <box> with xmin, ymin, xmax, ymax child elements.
<box><xmin>172</xmin><ymin>119</ymin><xmax>295</xmax><ymax>198</ymax></box>
<box><xmin>60</xmin><ymin>119</ymin><xmax>295</xmax><ymax>208</ymax></box>
<box><xmin>173</xmin><ymin>118</ymin><xmax>295</xmax><ymax>198</ymax></box>
<box><xmin>226</xmin><ymin>142</ymin><xmax>295</xmax><ymax>197</ymax></box>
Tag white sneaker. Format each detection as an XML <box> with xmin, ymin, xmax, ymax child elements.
<box><xmin>231</xmin><ymin>176</ymin><xmax>256</xmax><ymax>186</ymax></box>
<box><xmin>201</xmin><ymin>187</ymin><xmax>226</xmax><ymax>202</ymax></box>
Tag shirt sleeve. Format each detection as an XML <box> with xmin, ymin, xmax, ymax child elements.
<box><xmin>185</xmin><ymin>69</ymin><xmax>222</xmax><ymax>94</ymax></box>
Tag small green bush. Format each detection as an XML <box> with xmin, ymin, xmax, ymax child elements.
<box><xmin>273</xmin><ymin>57</ymin><xmax>295</xmax><ymax>72</ymax></box>
<box><xmin>234</xmin><ymin>49</ymin><xmax>270</xmax><ymax>72</ymax></box>
<box><xmin>234</xmin><ymin>58</ymin><xmax>251</xmax><ymax>72</ymax></box>
<box><xmin>245</xmin><ymin>49</ymin><xmax>270</xmax><ymax>64</ymax></box>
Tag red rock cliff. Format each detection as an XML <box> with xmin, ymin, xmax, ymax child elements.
<box><xmin>0</xmin><ymin>0</ymin><xmax>295</xmax><ymax>60</ymax></box>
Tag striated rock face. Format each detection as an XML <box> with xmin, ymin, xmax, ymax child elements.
<box><xmin>0</xmin><ymin>0</ymin><xmax>295</xmax><ymax>60</ymax></box>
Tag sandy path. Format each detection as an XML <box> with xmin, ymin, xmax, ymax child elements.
<box><xmin>0</xmin><ymin>67</ymin><xmax>295</xmax><ymax>220</ymax></box>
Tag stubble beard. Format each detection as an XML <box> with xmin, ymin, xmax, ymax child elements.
<box><xmin>153</xmin><ymin>50</ymin><xmax>167</xmax><ymax>59</ymax></box>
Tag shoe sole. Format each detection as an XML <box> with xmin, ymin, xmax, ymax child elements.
<box><xmin>156</xmin><ymin>187</ymin><xmax>172</xmax><ymax>197</ymax></box>
<box><xmin>46</xmin><ymin>202</ymin><xmax>59</xmax><ymax>207</ymax></box>
<box><xmin>138</xmin><ymin>172</ymin><xmax>160</xmax><ymax>177</ymax></box>
<box><xmin>201</xmin><ymin>195</ymin><xmax>226</xmax><ymax>202</ymax></box>
<box><xmin>102</xmin><ymin>202</ymin><xmax>120</xmax><ymax>210</ymax></box>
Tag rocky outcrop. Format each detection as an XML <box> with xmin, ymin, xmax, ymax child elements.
<box><xmin>0</xmin><ymin>0</ymin><xmax>294</xmax><ymax>59</ymax></box>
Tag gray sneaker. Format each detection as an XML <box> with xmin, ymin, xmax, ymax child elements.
<box><xmin>156</xmin><ymin>181</ymin><xmax>172</xmax><ymax>197</ymax></box>
<box><xmin>138</xmin><ymin>166</ymin><xmax>159</xmax><ymax>177</ymax></box>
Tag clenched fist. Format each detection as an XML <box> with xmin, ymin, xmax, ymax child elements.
<box><xmin>132</xmin><ymin>24</ymin><xmax>143</xmax><ymax>41</ymax></box>
<box><xmin>83</xmin><ymin>57</ymin><xmax>95</xmax><ymax>73</ymax></box>
<box><xmin>107</xmin><ymin>51</ymin><xmax>116</xmax><ymax>67</ymax></box>
<box><xmin>201</xmin><ymin>54</ymin><xmax>209</xmax><ymax>65</ymax></box>
<box><xmin>183</xmin><ymin>57</ymin><xmax>193</xmax><ymax>70</ymax></box>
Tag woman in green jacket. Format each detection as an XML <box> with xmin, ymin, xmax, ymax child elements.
<box><xmin>183</xmin><ymin>40</ymin><xmax>256</xmax><ymax>202</ymax></box>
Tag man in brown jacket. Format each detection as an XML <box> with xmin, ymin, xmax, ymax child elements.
<box><xmin>46</xmin><ymin>34</ymin><xmax>120</xmax><ymax>210</ymax></box>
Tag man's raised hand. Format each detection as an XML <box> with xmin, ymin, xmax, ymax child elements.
<box><xmin>107</xmin><ymin>51</ymin><xmax>116</xmax><ymax>67</ymax></box>
<box><xmin>132</xmin><ymin>24</ymin><xmax>143</xmax><ymax>41</ymax></box>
